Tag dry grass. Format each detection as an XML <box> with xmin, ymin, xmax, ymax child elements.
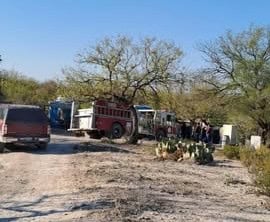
<box><xmin>240</xmin><ymin>147</ymin><xmax>270</xmax><ymax>196</ymax></box>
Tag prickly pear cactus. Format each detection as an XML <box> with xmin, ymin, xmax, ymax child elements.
<box><xmin>155</xmin><ymin>138</ymin><xmax>214</xmax><ymax>164</ymax></box>
<box><xmin>193</xmin><ymin>143</ymin><xmax>214</xmax><ymax>164</ymax></box>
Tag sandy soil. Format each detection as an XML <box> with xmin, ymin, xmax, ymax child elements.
<box><xmin>0</xmin><ymin>134</ymin><xmax>269</xmax><ymax>222</ymax></box>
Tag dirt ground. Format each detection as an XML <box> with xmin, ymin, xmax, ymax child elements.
<box><xmin>0</xmin><ymin>134</ymin><xmax>269</xmax><ymax>222</ymax></box>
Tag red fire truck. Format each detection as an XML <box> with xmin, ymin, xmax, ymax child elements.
<box><xmin>69</xmin><ymin>100</ymin><xmax>133</xmax><ymax>138</ymax></box>
<box><xmin>69</xmin><ymin>100</ymin><xmax>178</xmax><ymax>140</ymax></box>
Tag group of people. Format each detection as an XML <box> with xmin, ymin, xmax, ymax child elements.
<box><xmin>193</xmin><ymin>121</ymin><xmax>212</xmax><ymax>143</ymax></box>
<box><xmin>177</xmin><ymin>120</ymin><xmax>213</xmax><ymax>144</ymax></box>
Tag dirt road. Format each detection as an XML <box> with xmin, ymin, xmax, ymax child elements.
<box><xmin>0</xmin><ymin>134</ymin><xmax>269</xmax><ymax>222</ymax></box>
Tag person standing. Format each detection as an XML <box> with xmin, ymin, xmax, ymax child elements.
<box><xmin>194</xmin><ymin>123</ymin><xmax>201</xmax><ymax>142</ymax></box>
<box><xmin>181</xmin><ymin>122</ymin><xmax>187</xmax><ymax>139</ymax></box>
<box><xmin>206</xmin><ymin>123</ymin><xmax>212</xmax><ymax>143</ymax></box>
<box><xmin>201</xmin><ymin>121</ymin><xmax>207</xmax><ymax>142</ymax></box>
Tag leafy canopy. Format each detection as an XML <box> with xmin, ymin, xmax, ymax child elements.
<box><xmin>61</xmin><ymin>36</ymin><xmax>184</xmax><ymax>104</ymax></box>
<box><xmin>200</xmin><ymin>25</ymin><xmax>270</xmax><ymax>142</ymax></box>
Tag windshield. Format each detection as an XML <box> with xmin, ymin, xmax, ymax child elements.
<box><xmin>6</xmin><ymin>108</ymin><xmax>48</xmax><ymax>123</ymax></box>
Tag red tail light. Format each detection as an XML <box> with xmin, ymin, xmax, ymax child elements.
<box><xmin>47</xmin><ymin>125</ymin><xmax>51</xmax><ymax>135</ymax></box>
<box><xmin>3</xmin><ymin>124</ymin><xmax>8</xmax><ymax>135</ymax></box>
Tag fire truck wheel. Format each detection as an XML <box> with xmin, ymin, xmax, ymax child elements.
<box><xmin>111</xmin><ymin>123</ymin><xmax>124</xmax><ymax>139</ymax></box>
<box><xmin>156</xmin><ymin>130</ymin><xmax>165</xmax><ymax>141</ymax></box>
<box><xmin>88</xmin><ymin>131</ymin><xmax>101</xmax><ymax>139</ymax></box>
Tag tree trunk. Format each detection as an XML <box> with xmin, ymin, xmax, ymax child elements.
<box><xmin>262</xmin><ymin>127</ymin><xmax>270</xmax><ymax>147</ymax></box>
<box><xmin>128</xmin><ymin>105</ymin><xmax>138</xmax><ymax>144</ymax></box>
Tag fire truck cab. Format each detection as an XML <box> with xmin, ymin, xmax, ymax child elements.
<box><xmin>135</xmin><ymin>105</ymin><xmax>177</xmax><ymax>140</ymax></box>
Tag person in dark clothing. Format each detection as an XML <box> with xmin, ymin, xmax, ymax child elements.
<box><xmin>194</xmin><ymin>123</ymin><xmax>201</xmax><ymax>142</ymax></box>
<box><xmin>201</xmin><ymin>127</ymin><xmax>207</xmax><ymax>142</ymax></box>
<box><xmin>201</xmin><ymin>121</ymin><xmax>207</xmax><ymax>142</ymax></box>
<box><xmin>206</xmin><ymin>124</ymin><xmax>212</xmax><ymax>143</ymax></box>
<box><xmin>181</xmin><ymin>122</ymin><xmax>187</xmax><ymax>139</ymax></box>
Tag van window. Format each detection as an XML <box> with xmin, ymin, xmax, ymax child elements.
<box><xmin>0</xmin><ymin>108</ymin><xmax>6</xmax><ymax>119</ymax></box>
<box><xmin>6</xmin><ymin>108</ymin><xmax>48</xmax><ymax>123</ymax></box>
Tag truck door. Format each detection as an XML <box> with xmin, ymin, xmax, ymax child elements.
<box><xmin>166</xmin><ymin>114</ymin><xmax>172</xmax><ymax>135</ymax></box>
<box><xmin>69</xmin><ymin>101</ymin><xmax>79</xmax><ymax>130</ymax></box>
<box><xmin>138</xmin><ymin>111</ymin><xmax>154</xmax><ymax>135</ymax></box>
<box><xmin>166</xmin><ymin>113</ymin><xmax>177</xmax><ymax>136</ymax></box>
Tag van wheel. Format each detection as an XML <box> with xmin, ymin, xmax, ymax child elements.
<box><xmin>111</xmin><ymin>123</ymin><xmax>124</xmax><ymax>139</ymax></box>
<box><xmin>0</xmin><ymin>143</ymin><xmax>4</xmax><ymax>153</ymax></box>
<box><xmin>37</xmin><ymin>142</ymin><xmax>48</xmax><ymax>150</ymax></box>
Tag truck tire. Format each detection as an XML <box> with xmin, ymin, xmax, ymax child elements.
<box><xmin>0</xmin><ymin>143</ymin><xmax>4</xmax><ymax>153</ymax></box>
<box><xmin>37</xmin><ymin>142</ymin><xmax>48</xmax><ymax>150</ymax></box>
<box><xmin>156</xmin><ymin>129</ymin><xmax>166</xmax><ymax>141</ymax></box>
<box><xmin>87</xmin><ymin>131</ymin><xmax>101</xmax><ymax>139</ymax></box>
<box><xmin>111</xmin><ymin>123</ymin><xmax>124</xmax><ymax>139</ymax></box>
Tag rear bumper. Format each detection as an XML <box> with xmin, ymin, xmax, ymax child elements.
<box><xmin>0</xmin><ymin>136</ymin><xmax>50</xmax><ymax>144</ymax></box>
<box><xmin>68</xmin><ymin>128</ymin><xmax>97</xmax><ymax>132</ymax></box>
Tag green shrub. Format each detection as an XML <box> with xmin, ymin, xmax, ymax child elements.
<box><xmin>248</xmin><ymin>147</ymin><xmax>270</xmax><ymax>172</ymax></box>
<box><xmin>193</xmin><ymin>143</ymin><xmax>214</xmax><ymax>164</ymax></box>
<box><xmin>255</xmin><ymin>158</ymin><xmax>270</xmax><ymax>196</ymax></box>
<box><xmin>223</xmin><ymin>145</ymin><xmax>240</xmax><ymax>159</ymax></box>
<box><xmin>240</xmin><ymin>147</ymin><xmax>270</xmax><ymax>196</ymax></box>
<box><xmin>239</xmin><ymin>147</ymin><xmax>255</xmax><ymax>167</ymax></box>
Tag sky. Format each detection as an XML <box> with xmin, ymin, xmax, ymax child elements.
<box><xmin>0</xmin><ymin>0</ymin><xmax>270</xmax><ymax>81</ymax></box>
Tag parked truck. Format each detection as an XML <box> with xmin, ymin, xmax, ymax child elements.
<box><xmin>135</xmin><ymin>105</ymin><xmax>178</xmax><ymax>140</ymax></box>
<box><xmin>48</xmin><ymin>98</ymin><xmax>72</xmax><ymax>129</ymax></box>
<box><xmin>68</xmin><ymin>100</ymin><xmax>178</xmax><ymax>140</ymax></box>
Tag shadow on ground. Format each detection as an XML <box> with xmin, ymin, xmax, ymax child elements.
<box><xmin>74</xmin><ymin>142</ymin><xmax>134</xmax><ymax>154</ymax></box>
<box><xmin>1</xmin><ymin>186</ymin><xmax>268</xmax><ymax>222</ymax></box>
<box><xmin>1</xmin><ymin>143</ymin><xmax>76</xmax><ymax>155</ymax></box>
<box><xmin>0</xmin><ymin>190</ymin><xmax>115</xmax><ymax>222</ymax></box>
<box><xmin>2</xmin><ymin>142</ymin><xmax>134</xmax><ymax>155</ymax></box>
<box><xmin>51</xmin><ymin>128</ymin><xmax>75</xmax><ymax>137</ymax></box>
<box><xmin>1</xmin><ymin>188</ymin><xmax>263</xmax><ymax>222</ymax></box>
<box><xmin>208</xmin><ymin>159</ymin><xmax>242</xmax><ymax>169</ymax></box>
